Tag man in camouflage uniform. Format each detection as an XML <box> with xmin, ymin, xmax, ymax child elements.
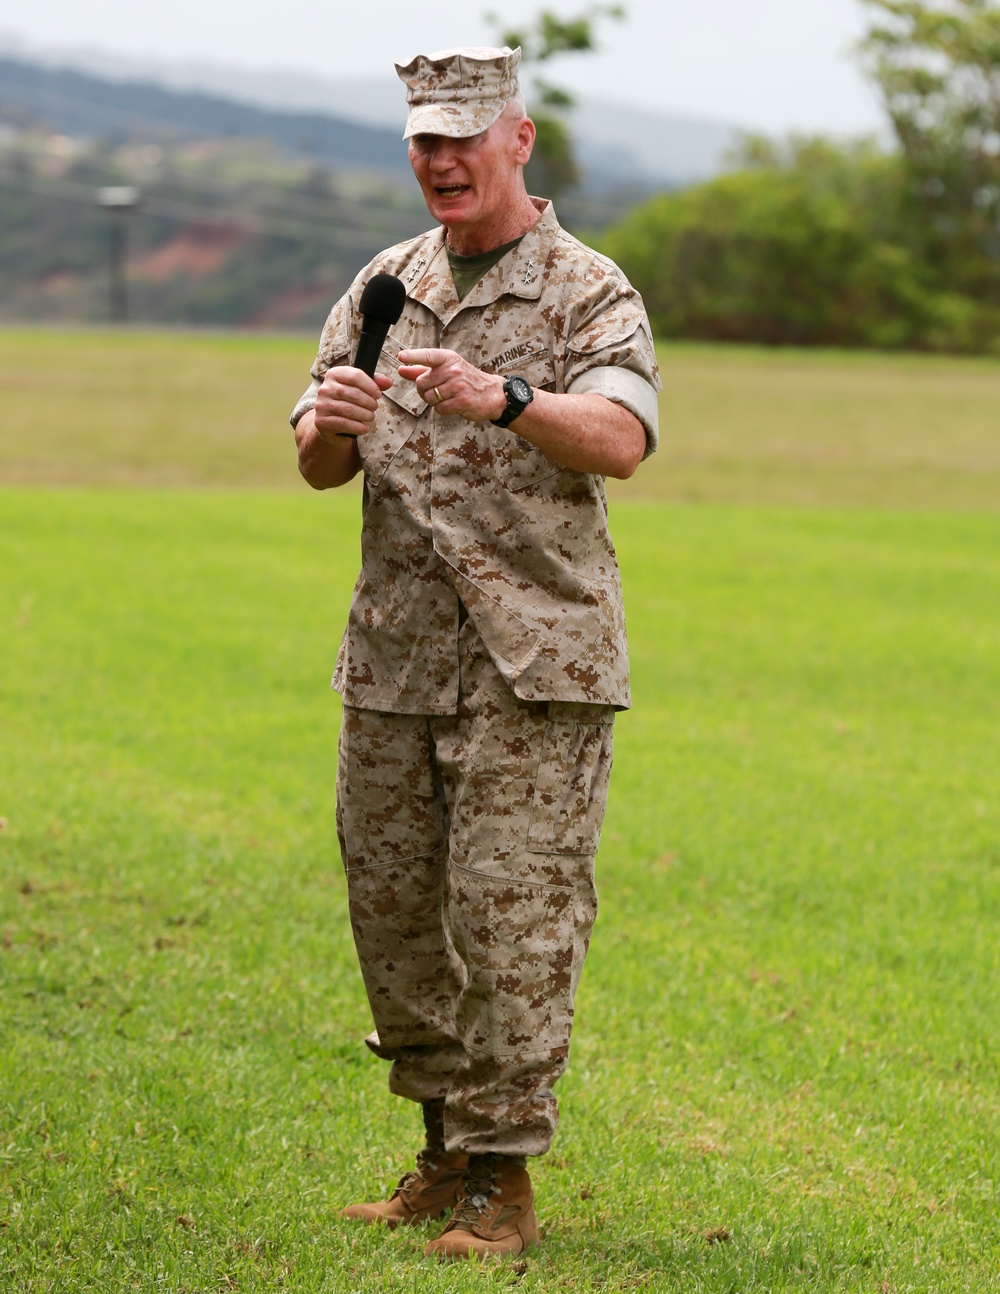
<box><xmin>291</xmin><ymin>46</ymin><xmax>659</xmax><ymax>1261</ymax></box>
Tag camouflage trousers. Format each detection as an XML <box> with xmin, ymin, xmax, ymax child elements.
<box><xmin>335</xmin><ymin>620</ymin><xmax>615</xmax><ymax>1158</ymax></box>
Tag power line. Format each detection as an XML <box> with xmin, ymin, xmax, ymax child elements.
<box><xmin>0</xmin><ymin>165</ymin><xmax>423</xmax><ymax>251</ymax></box>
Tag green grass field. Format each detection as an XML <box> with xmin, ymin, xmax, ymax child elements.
<box><xmin>4</xmin><ymin>327</ymin><xmax>1000</xmax><ymax>507</ymax></box>
<box><xmin>2</xmin><ymin>329</ymin><xmax>999</xmax><ymax>1291</ymax></box>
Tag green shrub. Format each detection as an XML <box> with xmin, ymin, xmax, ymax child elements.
<box><xmin>601</xmin><ymin>140</ymin><xmax>1000</xmax><ymax>353</ymax></box>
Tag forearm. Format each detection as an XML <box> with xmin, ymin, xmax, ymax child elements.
<box><xmin>500</xmin><ymin>389</ymin><xmax>646</xmax><ymax>480</ymax></box>
<box><xmin>294</xmin><ymin>409</ymin><xmax>361</xmax><ymax>490</ymax></box>
<box><xmin>396</xmin><ymin>347</ymin><xmax>648</xmax><ymax>480</ymax></box>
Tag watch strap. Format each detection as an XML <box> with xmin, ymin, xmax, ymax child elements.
<box><xmin>491</xmin><ymin>375</ymin><xmax>534</xmax><ymax>428</ymax></box>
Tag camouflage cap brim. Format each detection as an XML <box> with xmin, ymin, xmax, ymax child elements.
<box><xmin>401</xmin><ymin>99</ymin><xmax>507</xmax><ymax>141</ymax></box>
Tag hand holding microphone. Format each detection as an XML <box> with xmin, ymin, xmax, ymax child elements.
<box><xmin>315</xmin><ymin>274</ymin><xmax>406</xmax><ymax>442</ymax></box>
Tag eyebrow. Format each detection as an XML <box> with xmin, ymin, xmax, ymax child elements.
<box><xmin>412</xmin><ymin>132</ymin><xmax>486</xmax><ymax>147</ymax></box>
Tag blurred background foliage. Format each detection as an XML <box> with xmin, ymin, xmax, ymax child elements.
<box><xmin>2</xmin><ymin>0</ymin><xmax>1000</xmax><ymax>351</ymax></box>
<box><xmin>487</xmin><ymin>4</ymin><xmax>625</xmax><ymax>199</ymax></box>
<box><xmin>603</xmin><ymin>0</ymin><xmax>1000</xmax><ymax>354</ymax></box>
<box><xmin>600</xmin><ymin>136</ymin><xmax>999</xmax><ymax>352</ymax></box>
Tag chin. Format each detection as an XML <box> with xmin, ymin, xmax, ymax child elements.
<box><xmin>433</xmin><ymin>203</ymin><xmax>477</xmax><ymax>227</ymax></box>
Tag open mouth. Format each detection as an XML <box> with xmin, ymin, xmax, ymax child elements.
<box><xmin>435</xmin><ymin>185</ymin><xmax>470</xmax><ymax>198</ymax></box>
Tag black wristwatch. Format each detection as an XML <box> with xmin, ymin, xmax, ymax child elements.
<box><xmin>491</xmin><ymin>374</ymin><xmax>534</xmax><ymax>428</ymax></box>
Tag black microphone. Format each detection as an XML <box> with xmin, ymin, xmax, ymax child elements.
<box><xmin>353</xmin><ymin>273</ymin><xmax>407</xmax><ymax>376</ymax></box>
<box><xmin>334</xmin><ymin>273</ymin><xmax>406</xmax><ymax>439</ymax></box>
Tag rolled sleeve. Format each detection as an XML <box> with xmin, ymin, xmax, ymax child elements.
<box><xmin>563</xmin><ymin>286</ymin><xmax>662</xmax><ymax>460</ymax></box>
<box><xmin>567</xmin><ymin>365</ymin><xmax>659</xmax><ymax>458</ymax></box>
<box><xmin>289</xmin><ymin>378</ymin><xmax>321</xmax><ymax>429</ymax></box>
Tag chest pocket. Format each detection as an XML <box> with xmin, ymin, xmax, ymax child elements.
<box><xmin>487</xmin><ymin>344</ymin><xmax>564</xmax><ymax>493</ymax></box>
<box><xmin>359</xmin><ymin>326</ymin><xmax>431</xmax><ymax>486</ymax></box>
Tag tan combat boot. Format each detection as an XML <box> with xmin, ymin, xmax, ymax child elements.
<box><xmin>341</xmin><ymin>1148</ymin><xmax>468</xmax><ymax>1228</ymax></box>
<box><xmin>341</xmin><ymin>1099</ymin><xmax>467</xmax><ymax>1229</ymax></box>
<box><xmin>423</xmin><ymin>1153</ymin><xmax>539</xmax><ymax>1261</ymax></box>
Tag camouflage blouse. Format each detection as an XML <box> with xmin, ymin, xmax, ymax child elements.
<box><xmin>291</xmin><ymin>200</ymin><xmax>660</xmax><ymax>715</ymax></box>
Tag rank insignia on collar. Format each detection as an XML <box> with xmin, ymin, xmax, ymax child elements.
<box><xmin>406</xmin><ymin>257</ymin><xmax>427</xmax><ymax>283</ymax></box>
<box><xmin>522</xmin><ymin>259</ymin><xmax>536</xmax><ymax>285</ymax></box>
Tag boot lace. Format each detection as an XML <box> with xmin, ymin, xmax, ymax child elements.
<box><xmin>449</xmin><ymin>1157</ymin><xmax>500</xmax><ymax>1229</ymax></box>
<box><xmin>394</xmin><ymin>1149</ymin><xmax>441</xmax><ymax>1198</ymax></box>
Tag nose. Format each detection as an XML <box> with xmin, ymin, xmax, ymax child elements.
<box><xmin>428</xmin><ymin>140</ymin><xmax>459</xmax><ymax>172</ymax></box>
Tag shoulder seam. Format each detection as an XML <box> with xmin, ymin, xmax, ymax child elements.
<box><xmin>549</xmin><ymin>226</ymin><xmax>628</xmax><ymax>282</ymax></box>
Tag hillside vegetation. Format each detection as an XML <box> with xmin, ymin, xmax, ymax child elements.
<box><xmin>0</xmin><ymin>136</ymin><xmax>427</xmax><ymax>329</ymax></box>
<box><xmin>0</xmin><ymin>51</ymin><xmax>631</xmax><ymax>330</ymax></box>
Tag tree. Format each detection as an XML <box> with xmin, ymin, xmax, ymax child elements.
<box><xmin>600</xmin><ymin>137</ymin><xmax>995</xmax><ymax>352</ymax></box>
<box><xmin>592</xmin><ymin>3</ymin><xmax>1000</xmax><ymax>355</ymax></box>
<box><xmin>485</xmin><ymin>5</ymin><xmax>625</xmax><ymax>199</ymax></box>
<box><xmin>860</xmin><ymin>1</ymin><xmax>1000</xmax><ymax>297</ymax></box>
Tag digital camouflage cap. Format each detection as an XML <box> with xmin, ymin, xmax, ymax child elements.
<box><xmin>395</xmin><ymin>46</ymin><xmax>522</xmax><ymax>140</ymax></box>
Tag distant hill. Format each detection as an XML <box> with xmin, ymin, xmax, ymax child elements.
<box><xmin>0</xmin><ymin>55</ymin><xmax>411</xmax><ymax>177</ymax></box>
<box><xmin>0</xmin><ymin>42</ymin><xmax>739</xmax><ymax>187</ymax></box>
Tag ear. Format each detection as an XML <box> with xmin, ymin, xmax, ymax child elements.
<box><xmin>514</xmin><ymin>116</ymin><xmax>536</xmax><ymax>167</ymax></box>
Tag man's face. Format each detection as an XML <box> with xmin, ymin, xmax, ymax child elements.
<box><xmin>407</xmin><ymin>111</ymin><xmax>533</xmax><ymax>235</ymax></box>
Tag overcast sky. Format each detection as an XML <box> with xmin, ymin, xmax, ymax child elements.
<box><xmin>1</xmin><ymin>0</ymin><xmax>885</xmax><ymax>135</ymax></box>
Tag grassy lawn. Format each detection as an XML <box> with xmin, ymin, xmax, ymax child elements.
<box><xmin>4</xmin><ymin>326</ymin><xmax>1000</xmax><ymax>507</ymax></box>
<box><xmin>1</xmin><ymin>330</ymin><xmax>999</xmax><ymax>1290</ymax></box>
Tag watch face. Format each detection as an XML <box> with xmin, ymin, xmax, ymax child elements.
<box><xmin>507</xmin><ymin>376</ymin><xmax>532</xmax><ymax>403</ymax></box>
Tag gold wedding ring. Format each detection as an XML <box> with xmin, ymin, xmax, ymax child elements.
<box><xmin>433</xmin><ymin>387</ymin><xmax>443</xmax><ymax>403</ymax></box>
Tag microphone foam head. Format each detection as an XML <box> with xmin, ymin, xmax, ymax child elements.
<box><xmin>359</xmin><ymin>273</ymin><xmax>406</xmax><ymax>325</ymax></box>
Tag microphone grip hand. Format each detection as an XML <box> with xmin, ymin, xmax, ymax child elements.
<box><xmin>315</xmin><ymin>367</ymin><xmax>392</xmax><ymax>442</ymax></box>
<box><xmin>340</xmin><ymin>327</ymin><xmax>391</xmax><ymax>435</ymax></box>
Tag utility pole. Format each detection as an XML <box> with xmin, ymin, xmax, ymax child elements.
<box><xmin>96</xmin><ymin>186</ymin><xmax>141</xmax><ymax>323</ymax></box>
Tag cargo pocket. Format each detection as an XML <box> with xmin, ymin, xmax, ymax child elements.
<box><xmin>526</xmin><ymin>703</ymin><xmax>614</xmax><ymax>855</ymax></box>
<box><xmin>337</xmin><ymin>708</ymin><xmax>444</xmax><ymax>869</ymax></box>
<box><xmin>449</xmin><ymin>863</ymin><xmax>576</xmax><ymax>1056</ymax></box>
